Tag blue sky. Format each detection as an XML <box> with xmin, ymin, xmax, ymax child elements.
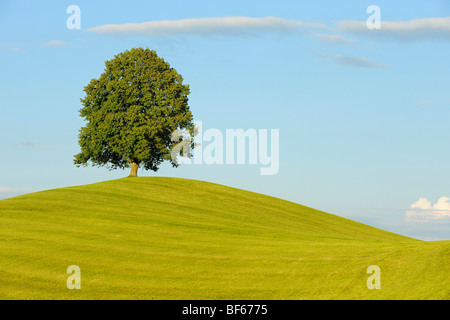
<box><xmin>1</xmin><ymin>0</ymin><xmax>450</xmax><ymax>240</ymax></box>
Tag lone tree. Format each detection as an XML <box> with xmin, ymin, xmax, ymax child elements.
<box><xmin>74</xmin><ymin>48</ymin><xmax>194</xmax><ymax>177</ymax></box>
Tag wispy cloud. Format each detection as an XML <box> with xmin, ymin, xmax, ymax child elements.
<box><xmin>88</xmin><ymin>15</ymin><xmax>450</xmax><ymax>42</ymax></box>
<box><xmin>0</xmin><ymin>186</ymin><xmax>34</xmax><ymax>199</ymax></box>
<box><xmin>332</xmin><ymin>54</ymin><xmax>387</xmax><ymax>68</ymax></box>
<box><xmin>312</xmin><ymin>33</ymin><xmax>353</xmax><ymax>45</ymax></box>
<box><xmin>338</xmin><ymin>16</ymin><xmax>450</xmax><ymax>42</ymax></box>
<box><xmin>314</xmin><ymin>51</ymin><xmax>387</xmax><ymax>68</ymax></box>
<box><xmin>406</xmin><ymin>197</ymin><xmax>450</xmax><ymax>222</ymax></box>
<box><xmin>19</xmin><ymin>141</ymin><xmax>49</xmax><ymax>150</ymax></box>
<box><xmin>416</xmin><ymin>100</ymin><xmax>434</xmax><ymax>106</ymax></box>
<box><xmin>0</xmin><ymin>43</ymin><xmax>21</xmax><ymax>51</ymax></box>
<box><xmin>88</xmin><ymin>16</ymin><xmax>326</xmax><ymax>37</ymax></box>
<box><xmin>0</xmin><ymin>186</ymin><xmax>29</xmax><ymax>193</ymax></box>
<box><xmin>42</xmin><ymin>40</ymin><xmax>69</xmax><ymax>47</ymax></box>
<box><xmin>20</xmin><ymin>141</ymin><xmax>35</xmax><ymax>148</ymax></box>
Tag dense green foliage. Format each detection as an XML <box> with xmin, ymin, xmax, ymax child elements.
<box><xmin>74</xmin><ymin>48</ymin><xmax>194</xmax><ymax>174</ymax></box>
<box><xmin>0</xmin><ymin>178</ymin><xmax>448</xmax><ymax>299</ymax></box>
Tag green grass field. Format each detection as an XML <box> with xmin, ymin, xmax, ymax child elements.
<box><xmin>0</xmin><ymin>177</ymin><xmax>448</xmax><ymax>299</ymax></box>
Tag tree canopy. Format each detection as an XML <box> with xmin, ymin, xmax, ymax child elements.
<box><xmin>74</xmin><ymin>48</ymin><xmax>194</xmax><ymax>176</ymax></box>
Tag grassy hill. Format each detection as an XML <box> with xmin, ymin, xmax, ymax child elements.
<box><xmin>0</xmin><ymin>177</ymin><xmax>448</xmax><ymax>299</ymax></box>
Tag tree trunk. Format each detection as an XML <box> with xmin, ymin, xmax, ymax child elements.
<box><xmin>129</xmin><ymin>161</ymin><xmax>139</xmax><ymax>177</ymax></box>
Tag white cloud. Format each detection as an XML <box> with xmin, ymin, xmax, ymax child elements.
<box><xmin>411</xmin><ymin>197</ymin><xmax>433</xmax><ymax>210</ymax></box>
<box><xmin>338</xmin><ymin>17</ymin><xmax>450</xmax><ymax>42</ymax></box>
<box><xmin>406</xmin><ymin>196</ymin><xmax>450</xmax><ymax>222</ymax></box>
<box><xmin>434</xmin><ymin>197</ymin><xmax>450</xmax><ymax>211</ymax></box>
<box><xmin>88</xmin><ymin>16</ymin><xmax>325</xmax><ymax>37</ymax></box>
